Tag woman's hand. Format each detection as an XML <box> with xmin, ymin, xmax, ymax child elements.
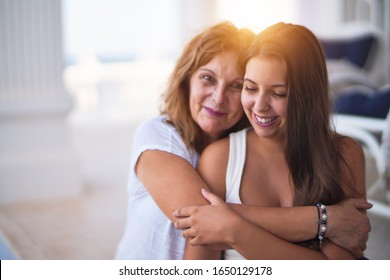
<box><xmin>173</xmin><ymin>189</ymin><xmax>242</xmax><ymax>246</ymax></box>
<box><xmin>326</xmin><ymin>198</ymin><xmax>372</xmax><ymax>258</ymax></box>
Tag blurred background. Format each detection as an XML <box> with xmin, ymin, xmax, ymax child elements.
<box><xmin>0</xmin><ymin>0</ymin><xmax>389</xmax><ymax>259</ymax></box>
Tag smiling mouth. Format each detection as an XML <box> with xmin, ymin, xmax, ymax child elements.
<box><xmin>204</xmin><ymin>106</ymin><xmax>226</xmax><ymax>117</ymax></box>
<box><xmin>253</xmin><ymin>114</ymin><xmax>278</xmax><ymax>126</ymax></box>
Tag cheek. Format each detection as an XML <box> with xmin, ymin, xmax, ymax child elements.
<box><xmin>189</xmin><ymin>83</ymin><xmax>203</xmax><ymax>105</ymax></box>
<box><xmin>240</xmin><ymin>93</ymin><xmax>252</xmax><ymax>110</ymax></box>
<box><xmin>277</xmin><ymin>101</ymin><xmax>288</xmax><ymax>117</ymax></box>
<box><xmin>229</xmin><ymin>94</ymin><xmax>244</xmax><ymax>112</ymax></box>
<box><xmin>190</xmin><ymin>84</ymin><xmax>208</xmax><ymax>106</ymax></box>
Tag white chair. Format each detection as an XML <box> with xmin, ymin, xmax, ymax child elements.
<box><xmin>332</xmin><ymin>110</ymin><xmax>390</xmax><ymax>219</ymax></box>
<box><xmin>322</xmin><ymin>26</ymin><xmax>387</xmax><ymax>94</ymax></box>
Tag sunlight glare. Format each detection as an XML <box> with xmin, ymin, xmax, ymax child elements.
<box><xmin>216</xmin><ymin>0</ymin><xmax>298</xmax><ymax>33</ymax></box>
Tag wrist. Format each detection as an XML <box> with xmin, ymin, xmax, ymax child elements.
<box><xmin>324</xmin><ymin>205</ymin><xmax>334</xmax><ymax>238</ymax></box>
<box><xmin>224</xmin><ymin>212</ymin><xmax>244</xmax><ymax>246</ymax></box>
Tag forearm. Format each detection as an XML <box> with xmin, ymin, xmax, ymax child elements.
<box><xmin>228</xmin><ymin>202</ymin><xmax>370</xmax><ymax>258</ymax></box>
<box><xmin>230</xmin><ymin>219</ymin><xmax>353</xmax><ymax>260</ymax></box>
<box><xmin>183</xmin><ymin>240</ymin><xmax>221</xmax><ymax>260</ymax></box>
<box><xmin>229</xmin><ymin>204</ymin><xmax>318</xmax><ymax>242</ymax></box>
<box><xmin>230</xmin><ymin>218</ymin><xmax>327</xmax><ymax>259</ymax></box>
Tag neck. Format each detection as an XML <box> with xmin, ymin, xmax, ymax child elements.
<box><xmin>251</xmin><ymin>130</ymin><xmax>285</xmax><ymax>155</ymax></box>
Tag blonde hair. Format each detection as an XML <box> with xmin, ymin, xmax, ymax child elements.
<box><xmin>160</xmin><ymin>22</ymin><xmax>254</xmax><ymax>153</ymax></box>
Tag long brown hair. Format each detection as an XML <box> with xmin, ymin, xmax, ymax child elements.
<box><xmin>160</xmin><ymin>22</ymin><xmax>254</xmax><ymax>153</ymax></box>
<box><xmin>246</xmin><ymin>22</ymin><xmax>347</xmax><ymax>206</ymax></box>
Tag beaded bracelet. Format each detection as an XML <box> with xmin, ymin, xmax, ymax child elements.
<box><xmin>316</xmin><ymin>203</ymin><xmax>327</xmax><ymax>248</ymax></box>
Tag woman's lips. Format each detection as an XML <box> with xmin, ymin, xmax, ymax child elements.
<box><xmin>204</xmin><ymin>106</ymin><xmax>226</xmax><ymax>117</ymax></box>
<box><xmin>253</xmin><ymin>113</ymin><xmax>278</xmax><ymax>127</ymax></box>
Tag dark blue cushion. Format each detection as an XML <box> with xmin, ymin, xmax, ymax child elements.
<box><xmin>321</xmin><ymin>35</ymin><xmax>375</xmax><ymax>68</ymax></box>
<box><xmin>333</xmin><ymin>88</ymin><xmax>390</xmax><ymax>119</ymax></box>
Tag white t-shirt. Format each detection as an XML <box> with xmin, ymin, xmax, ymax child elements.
<box><xmin>115</xmin><ymin>115</ymin><xmax>199</xmax><ymax>260</ymax></box>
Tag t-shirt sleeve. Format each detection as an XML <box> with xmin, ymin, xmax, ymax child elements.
<box><xmin>129</xmin><ymin>117</ymin><xmax>195</xmax><ymax>171</ymax></box>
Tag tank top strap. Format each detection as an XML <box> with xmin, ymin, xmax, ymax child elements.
<box><xmin>225</xmin><ymin>129</ymin><xmax>247</xmax><ymax>203</ymax></box>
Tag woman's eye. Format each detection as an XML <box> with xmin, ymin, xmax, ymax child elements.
<box><xmin>230</xmin><ymin>82</ymin><xmax>243</xmax><ymax>90</ymax></box>
<box><xmin>202</xmin><ymin>75</ymin><xmax>215</xmax><ymax>82</ymax></box>
<box><xmin>244</xmin><ymin>86</ymin><xmax>257</xmax><ymax>92</ymax></box>
<box><xmin>273</xmin><ymin>92</ymin><xmax>287</xmax><ymax>98</ymax></box>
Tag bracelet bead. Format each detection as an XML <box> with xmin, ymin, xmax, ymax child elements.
<box><xmin>316</xmin><ymin>203</ymin><xmax>327</xmax><ymax>248</ymax></box>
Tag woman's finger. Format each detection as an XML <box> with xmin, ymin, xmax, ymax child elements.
<box><xmin>173</xmin><ymin>206</ymin><xmax>195</xmax><ymax>218</ymax></box>
<box><xmin>190</xmin><ymin>236</ymin><xmax>201</xmax><ymax>246</ymax></box>
<box><xmin>201</xmin><ymin>188</ymin><xmax>224</xmax><ymax>205</ymax></box>
<box><xmin>345</xmin><ymin>198</ymin><xmax>373</xmax><ymax>210</ymax></box>
<box><xmin>182</xmin><ymin>228</ymin><xmax>195</xmax><ymax>239</ymax></box>
<box><xmin>175</xmin><ymin>217</ymin><xmax>192</xmax><ymax>230</ymax></box>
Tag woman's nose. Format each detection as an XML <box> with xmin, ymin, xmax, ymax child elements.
<box><xmin>211</xmin><ymin>85</ymin><xmax>226</xmax><ymax>105</ymax></box>
<box><xmin>254</xmin><ymin>91</ymin><xmax>270</xmax><ymax>112</ymax></box>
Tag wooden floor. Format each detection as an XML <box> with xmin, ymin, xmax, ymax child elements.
<box><xmin>0</xmin><ymin>187</ymin><xmax>128</xmax><ymax>260</ymax></box>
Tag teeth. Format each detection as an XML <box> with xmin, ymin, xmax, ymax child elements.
<box><xmin>255</xmin><ymin>115</ymin><xmax>275</xmax><ymax>124</ymax></box>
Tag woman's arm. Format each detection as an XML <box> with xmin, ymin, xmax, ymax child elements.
<box><xmin>175</xmin><ymin>190</ymin><xmax>371</xmax><ymax>255</ymax></box>
<box><xmin>136</xmin><ymin>149</ymin><xmax>221</xmax><ymax>259</ymax></box>
<box><xmin>227</xmin><ymin>198</ymin><xmax>371</xmax><ymax>256</ymax></box>
<box><xmin>175</xmin><ymin>188</ymin><xmax>351</xmax><ymax>259</ymax></box>
<box><xmin>136</xmin><ymin>150</ymin><xmax>212</xmax><ymax>221</ymax></box>
<box><xmin>227</xmin><ymin>212</ymin><xmax>354</xmax><ymax>259</ymax></box>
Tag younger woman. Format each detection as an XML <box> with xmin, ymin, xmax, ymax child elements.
<box><xmin>174</xmin><ymin>22</ymin><xmax>370</xmax><ymax>259</ymax></box>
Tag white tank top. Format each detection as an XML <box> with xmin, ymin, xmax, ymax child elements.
<box><xmin>224</xmin><ymin>129</ymin><xmax>248</xmax><ymax>260</ymax></box>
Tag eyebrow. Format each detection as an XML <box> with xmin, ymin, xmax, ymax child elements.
<box><xmin>244</xmin><ymin>78</ymin><xmax>287</xmax><ymax>88</ymax></box>
<box><xmin>199</xmin><ymin>68</ymin><xmax>214</xmax><ymax>73</ymax></box>
<box><xmin>198</xmin><ymin>68</ymin><xmax>215</xmax><ymax>74</ymax></box>
<box><xmin>200</xmin><ymin>68</ymin><xmax>243</xmax><ymax>82</ymax></box>
<box><xmin>272</xmin><ymin>84</ymin><xmax>287</xmax><ymax>88</ymax></box>
<box><xmin>244</xmin><ymin>78</ymin><xmax>256</xmax><ymax>84</ymax></box>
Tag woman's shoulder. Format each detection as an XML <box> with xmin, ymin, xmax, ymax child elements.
<box><xmin>198</xmin><ymin>135</ymin><xmax>230</xmax><ymax>198</ymax></box>
<box><xmin>133</xmin><ymin>115</ymin><xmax>188</xmax><ymax>152</ymax></box>
<box><xmin>132</xmin><ymin>115</ymin><xmax>198</xmax><ymax>167</ymax></box>
<box><xmin>199</xmin><ymin>128</ymin><xmax>250</xmax><ymax>171</ymax></box>
<box><xmin>199</xmin><ymin>131</ymin><xmax>232</xmax><ymax>167</ymax></box>
<box><xmin>201</xmin><ymin>135</ymin><xmax>231</xmax><ymax>163</ymax></box>
<box><xmin>336</xmin><ymin>134</ymin><xmax>366</xmax><ymax>198</ymax></box>
<box><xmin>203</xmin><ymin>128</ymin><xmax>249</xmax><ymax>157</ymax></box>
<box><xmin>134</xmin><ymin>115</ymin><xmax>179</xmax><ymax>141</ymax></box>
<box><xmin>136</xmin><ymin>115</ymin><xmax>173</xmax><ymax>132</ymax></box>
<box><xmin>336</xmin><ymin>134</ymin><xmax>364</xmax><ymax>158</ymax></box>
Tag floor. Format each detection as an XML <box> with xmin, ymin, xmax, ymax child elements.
<box><xmin>0</xmin><ymin>114</ymin><xmax>390</xmax><ymax>260</ymax></box>
<box><xmin>0</xmin><ymin>114</ymin><xmax>137</xmax><ymax>260</ymax></box>
<box><xmin>0</xmin><ymin>188</ymin><xmax>127</xmax><ymax>259</ymax></box>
